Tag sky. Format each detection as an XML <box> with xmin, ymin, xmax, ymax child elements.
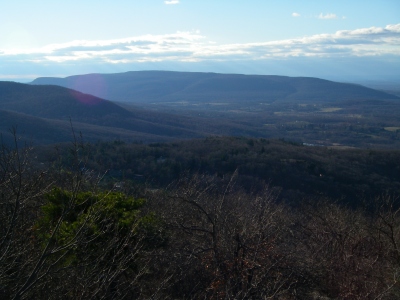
<box><xmin>1</xmin><ymin>0</ymin><xmax>400</xmax><ymax>83</ymax></box>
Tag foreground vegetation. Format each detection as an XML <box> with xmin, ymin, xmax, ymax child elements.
<box><xmin>2</xmin><ymin>135</ymin><xmax>400</xmax><ymax>299</ymax></box>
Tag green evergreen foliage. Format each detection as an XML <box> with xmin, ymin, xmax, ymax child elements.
<box><xmin>38</xmin><ymin>188</ymin><xmax>146</xmax><ymax>246</ymax></box>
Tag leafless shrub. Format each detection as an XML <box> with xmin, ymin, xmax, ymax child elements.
<box><xmin>147</xmin><ymin>172</ymin><xmax>302</xmax><ymax>299</ymax></box>
<box><xmin>295</xmin><ymin>198</ymin><xmax>400</xmax><ymax>299</ymax></box>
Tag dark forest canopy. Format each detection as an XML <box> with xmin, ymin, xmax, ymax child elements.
<box><xmin>37</xmin><ymin>136</ymin><xmax>400</xmax><ymax>208</ymax></box>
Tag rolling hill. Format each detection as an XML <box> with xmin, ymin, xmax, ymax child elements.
<box><xmin>0</xmin><ymin>81</ymin><xmax>224</xmax><ymax>144</ymax></box>
<box><xmin>0</xmin><ymin>81</ymin><xmax>129</xmax><ymax>120</ymax></box>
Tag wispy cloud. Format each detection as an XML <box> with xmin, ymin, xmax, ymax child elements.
<box><xmin>164</xmin><ymin>0</ymin><xmax>179</xmax><ymax>4</ymax></box>
<box><xmin>318</xmin><ymin>13</ymin><xmax>338</xmax><ymax>20</ymax></box>
<box><xmin>292</xmin><ymin>12</ymin><xmax>301</xmax><ymax>17</ymax></box>
<box><xmin>1</xmin><ymin>24</ymin><xmax>399</xmax><ymax>66</ymax></box>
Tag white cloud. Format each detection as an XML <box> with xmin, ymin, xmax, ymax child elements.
<box><xmin>292</xmin><ymin>12</ymin><xmax>301</xmax><ymax>17</ymax></box>
<box><xmin>165</xmin><ymin>0</ymin><xmax>179</xmax><ymax>4</ymax></box>
<box><xmin>1</xmin><ymin>24</ymin><xmax>399</xmax><ymax>65</ymax></box>
<box><xmin>318</xmin><ymin>13</ymin><xmax>338</xmax><ymax>20</ymax></box>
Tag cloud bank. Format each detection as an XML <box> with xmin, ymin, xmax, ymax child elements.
<box><xmin>1</xmin><ymin>24</ymin><xmax>399</xmax><ymax>80</ymax></box>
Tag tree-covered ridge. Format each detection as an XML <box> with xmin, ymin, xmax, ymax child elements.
<box><xmin>49</xmin><ymin>137</ymin><xmax>400</xmax><ymax>207</ymax></box>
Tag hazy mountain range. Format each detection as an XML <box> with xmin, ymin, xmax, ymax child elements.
<box><xmin>0</xmin><ymin>71</ymin><xmax>398</xmax><ymax>147</ymax></box>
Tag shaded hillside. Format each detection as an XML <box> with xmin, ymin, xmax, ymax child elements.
<box><xmin>0</xmin><ymin>81</ymin><xmax>232</xmax><ymax>144</ymax></box>
<box><xmin>0</xmin><ymin>110</ymin><xmax>179</xmax><ymax>145</ymax></box>
<box><xmin>31</xmin><ymin>71</ymin><xmax>399</xmax><ymax>104</ymax></box>
<box><xmin>0</xmin><ymin>81</ymin><xmax>130</xmax><ymax>120</ymax></box>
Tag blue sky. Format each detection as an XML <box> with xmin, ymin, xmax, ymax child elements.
<box><xmin>1</xmin><ymin>0</ymin><xmax>399</xmax><ymax>82</ymax></box>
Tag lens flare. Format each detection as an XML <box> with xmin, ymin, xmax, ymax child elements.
<box><xmin>69</xmin><ymin>74</ymin><xmax>108</xmax><ymax>105</ymax></box>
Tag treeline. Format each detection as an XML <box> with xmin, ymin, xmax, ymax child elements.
<box><xmin>2</xmin><ymin>136</ymin><xmax>400</xmax><ymax>299</ymax></box>
<box><xmin>40</xmin><ymin>136</ymin><xmax>400</xmax><ymax>208</ymax></box>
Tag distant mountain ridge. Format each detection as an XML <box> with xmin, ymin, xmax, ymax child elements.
<box><xmin>31</xmin><ymin>71</ymin><xmax>399</xmax><ymax>104</ymax></box>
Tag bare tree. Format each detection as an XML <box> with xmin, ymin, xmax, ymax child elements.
<box><xmin>0</xmin><ymin>129</ymin><xmax>52</xmax><ymax>298</ymax></box>
<box><xmin>148</xmin><ymin>173</ymin><xmax>301</xmax><ymax>299</ymax></box>
<box><xmin>295</xmin><ymin>198</ymin><xmax>400</xmax><ymax>299</ymax></box>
